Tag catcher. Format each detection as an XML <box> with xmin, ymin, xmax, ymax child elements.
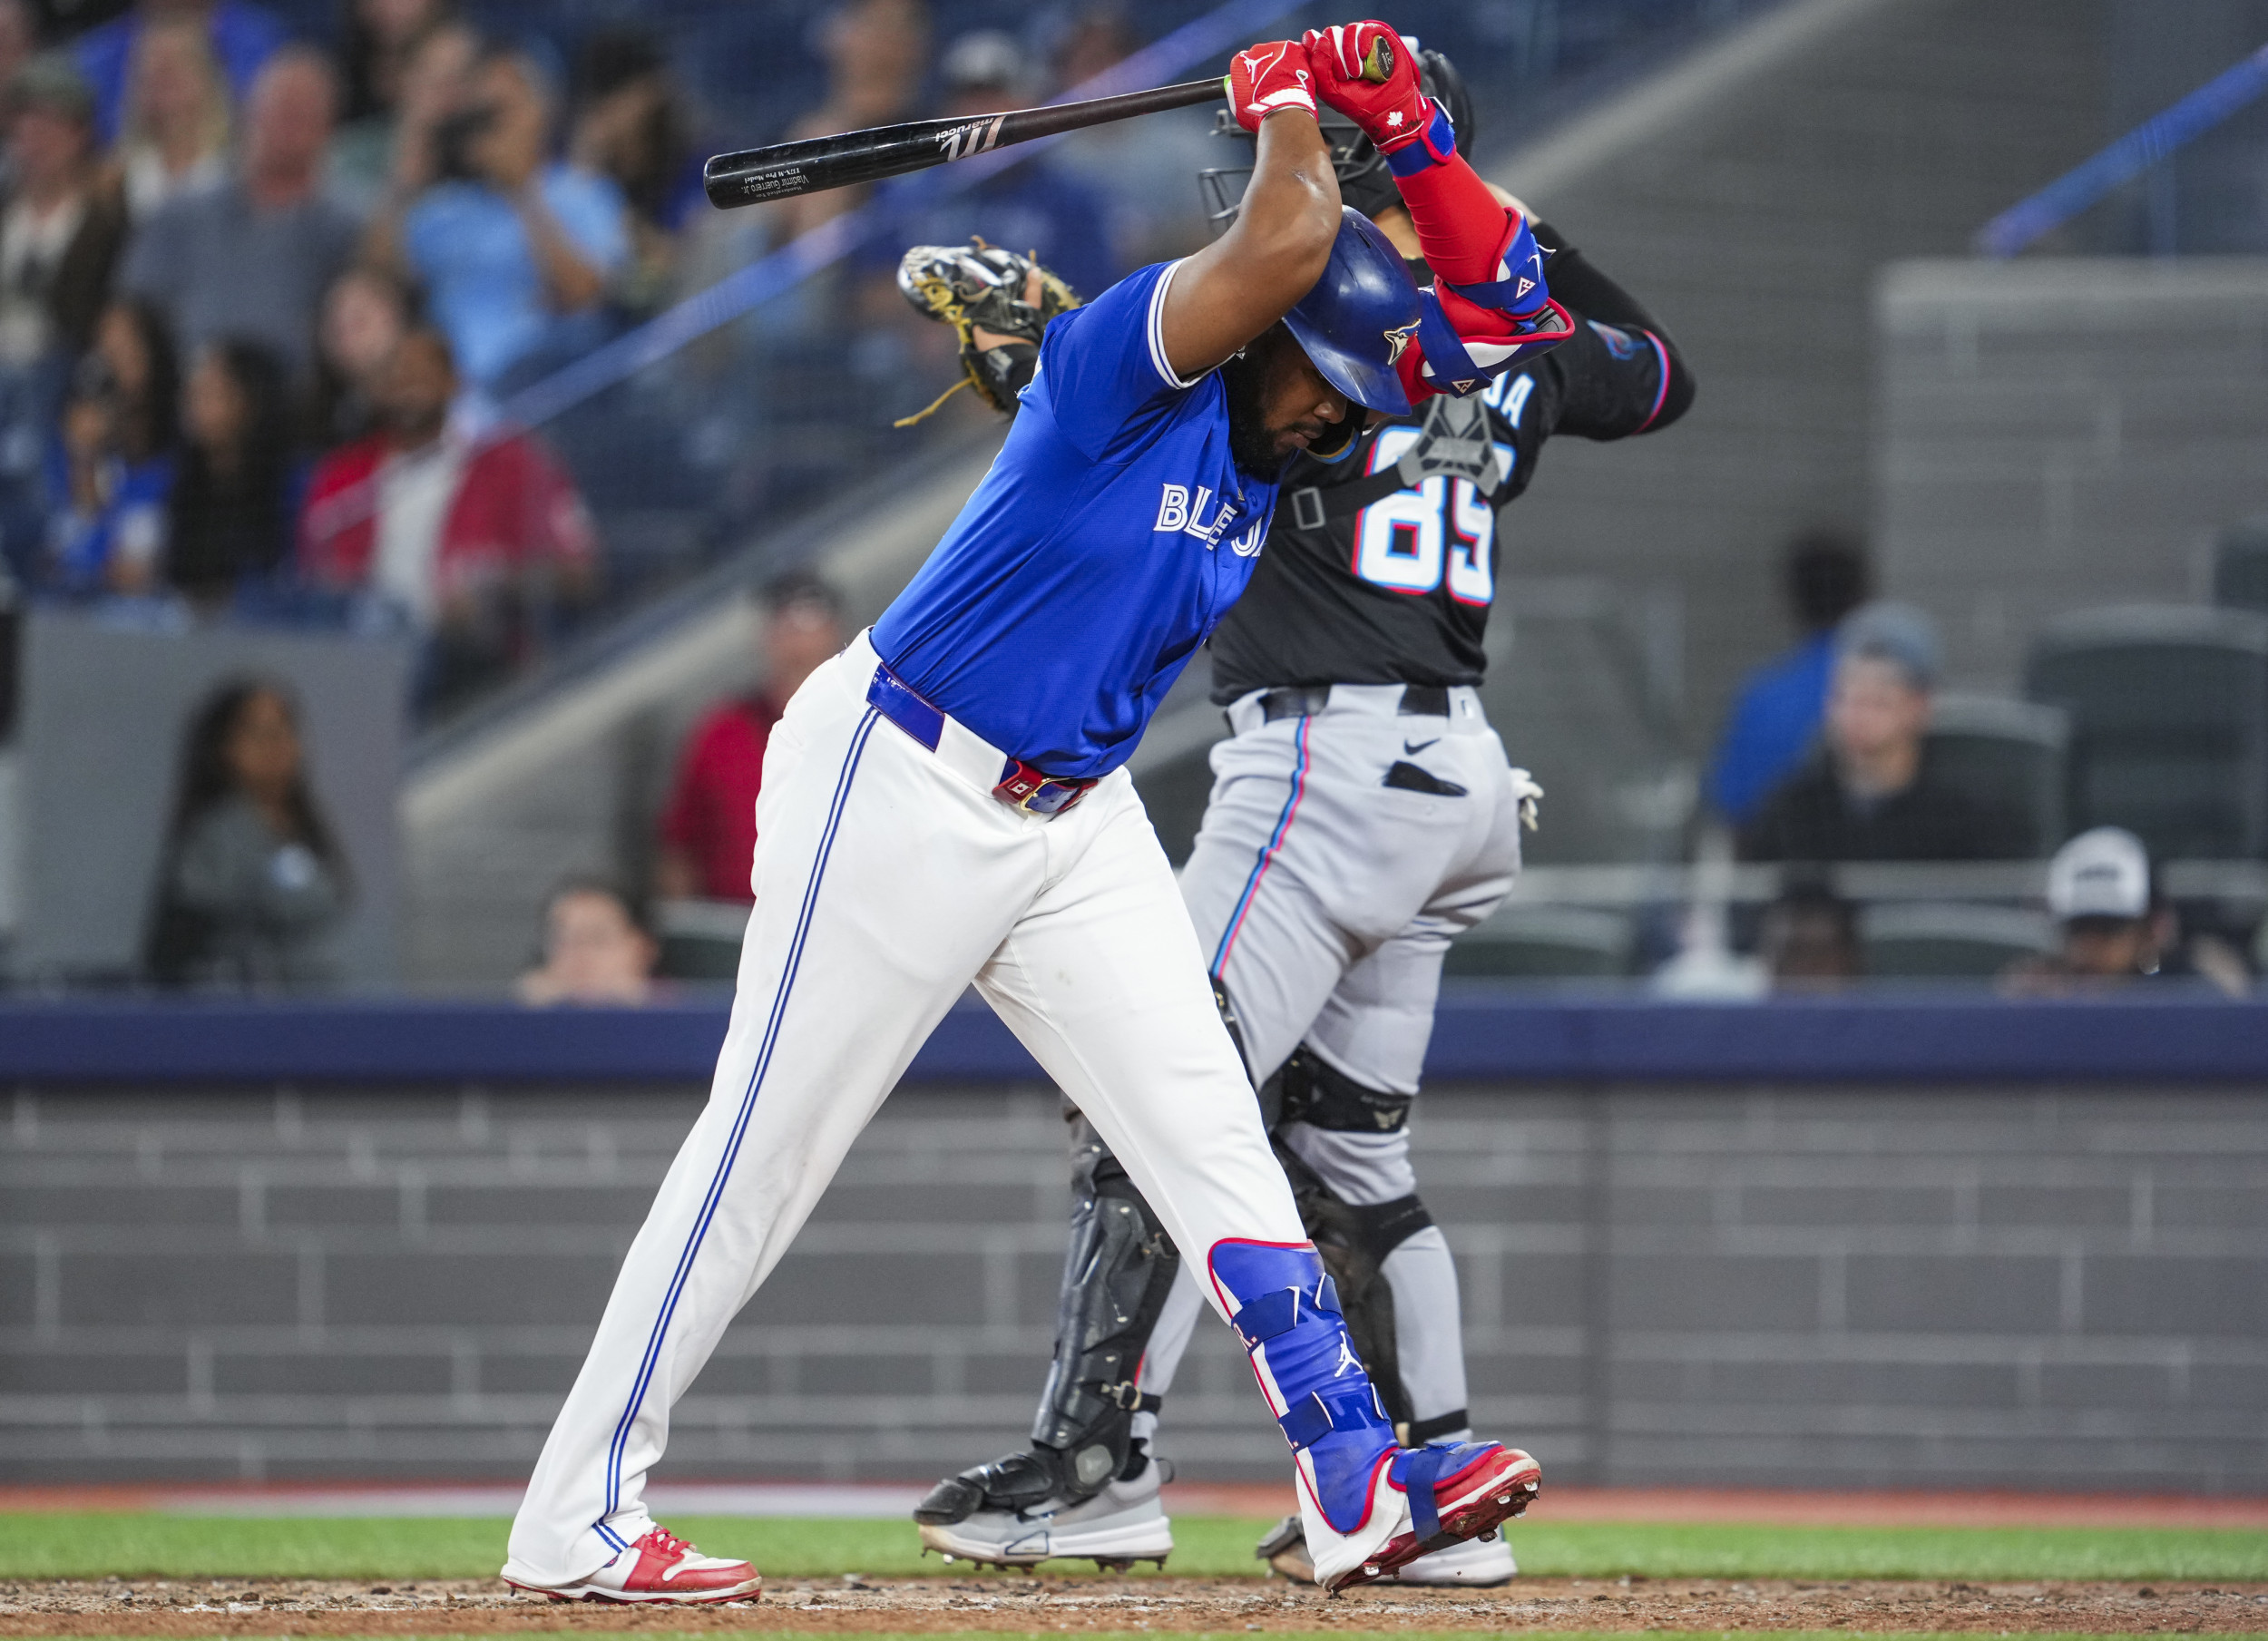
<box><xmin>895</xmin><ymin>36</ymin><xmax>1692</xmax><ymax>1587</ymax></box>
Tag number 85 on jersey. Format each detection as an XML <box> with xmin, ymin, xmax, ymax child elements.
<box><xmin>1351</xmin><ymin>417</ymin><xmax>1521</xmax><ymax>609</ymax></box>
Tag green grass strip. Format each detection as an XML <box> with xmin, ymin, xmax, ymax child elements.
<box><xmin>1</xmin><ymin>1514</ymin><xmax>2265</xmax><ymax>1583</ymax></box>
<box><xmin>0</xmin><ymin>1635</ymin><xmax>2209</xmax><ymax>1641</ymax></box>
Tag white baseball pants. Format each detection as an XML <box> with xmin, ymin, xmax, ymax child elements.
<box><xmin>1133</xmin><ymin>685</ymin><xmax>1530</xmax><ymax>1440</ymax></box>
<box><xmin>505</xmin><ymin>634</ymin><xmax>1308</xmax><ymax>1585</ymax></box>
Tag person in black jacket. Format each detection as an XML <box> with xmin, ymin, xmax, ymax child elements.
<box><xmin>1739</xmin><ymin>601</ymin><xmax>2031</xmax><ymax>864</ymax></box>
<box><xmin>165</xmin><ymin>335</ymin><xmax>292</xmax><ymax>601</ymax></box>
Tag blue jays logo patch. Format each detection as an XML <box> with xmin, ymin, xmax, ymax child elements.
<box><xmin>1383</xmin><ymin>321</ymin><xmax>1418</xmax><ymax>366</ymax></box>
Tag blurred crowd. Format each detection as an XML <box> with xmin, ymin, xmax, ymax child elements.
<box><xmin>1671</xmin><ymin>527</ymin><xmax>2259</xmax><ymax>997</ymax></box>
<box><xmin>0</xmin><ymin>0</ymin><xmax>1204</xmax><ymax>714</ymax></box>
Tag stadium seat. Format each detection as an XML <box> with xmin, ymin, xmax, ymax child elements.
<box><xmin>2214</xmin><ymin>515</ymin><xmax>2268</xmax><ymax>617</ymax></box>
<box><xmin>1447</xmin><ymin>904</ymin><xmax>1636</xmax><ymax>978</ymax></box>
<box><xmin>2023</xmin><ymin>605</ymin><xmax>2268</xmax><ymax>860</ymax></box>
<box><xmin>1860</xmin><ymin>901</ymin><xmax>2056</xmax><ymax>979</ymax></box>
<box><xmin>654</xmin><ymin>898</ymin><xmax>748</xmax><ymax>982</ymax></box>
<box><xmin>1923</xmin><ymin>694</ymin><xmax>2068</xmax><ymax>859</ymax></box>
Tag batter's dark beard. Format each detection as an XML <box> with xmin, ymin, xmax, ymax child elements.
<box><xmin>1222</xmin><ymin>346</ymin><xmax>1289</xmax><ymax>481</ymax></box>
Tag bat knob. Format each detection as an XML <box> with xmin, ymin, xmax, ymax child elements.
<box><xmin>1359</xmin><ymin>34</ymin><xmax>1395</xmax><ymax>83</ymax></box>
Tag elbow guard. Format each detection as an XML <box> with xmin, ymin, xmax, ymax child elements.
<box><xmin>1442</xmin><ymin>211</ymin><xmax>1550</xmax><ymax>322</ymax></box>
<box><xmin>1405</xmin><ymin>285</ymin><xmax>1574</xmax><ymax>398</ymax></box>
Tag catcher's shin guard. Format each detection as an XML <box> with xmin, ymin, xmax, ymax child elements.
<box><xmin>1269</xmin><ymin>1048</ymin><xmax>1438</xmax><ymax>1435</ymax></box>
<box><xmin>1033</xmin><ymin>1116</ymin><xmax>1183</xmax><ymax>1474</ymax></box>
<box><xmin>914</xmin><ymin>1115</ymin><xmax>1180</xmax><ymax>1524</ymax></box>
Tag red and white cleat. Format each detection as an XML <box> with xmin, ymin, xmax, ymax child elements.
<box><xmin>1325</xmin><ymin>1444</ymin><xmax>1540</xmax><ymax>1592</ymax></box>
<box><xmin>503</xmin><ymin>1526</ymin><xmax>761</xmax><ymax>1604</ymax></box>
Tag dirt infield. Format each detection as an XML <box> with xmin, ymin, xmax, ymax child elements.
<box><xmin>5</xmin><ymin>1575</ymin><xmax>2267</xmax><ymax>1635</ymax></box>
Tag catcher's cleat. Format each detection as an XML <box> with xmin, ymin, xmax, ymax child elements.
<box><xmin>1257</xmin><ymin>1509</ymin><xmax>1517</xmax><ymax>1585</ymax></box>
<box><xmin>502</xmin><ymin>1525</ymin><xmax>760</xmax><ymax>1605</ymax></box>
<box><xmin>1256</xmin><ymin>1512</ymin><xmax>1311</xmax><ymax>1580</ymax></box>
<box><xmin>916</xmin><ymin>1450</ymin><xmax>1172</xmax><ymax>1570</ymax></box>
<box><xmin>894</xmin><ymin>239</ymin><xmax>1081</xmax><ymax>425</ymax></box>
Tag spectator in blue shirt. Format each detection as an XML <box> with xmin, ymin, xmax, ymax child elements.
<box><xmin>376</xmin><ymin>44</ymin><xmax>629</xmax><ymax>395</ymax></box>
<box><xmin>73</xmin><ymin>0</ymin><xmax>288</xmax><ymax>147</ymax></box>
<box><xmin>43</xmin><ymin>298</ymin><xmax>179</xmax><ymax>594</ymax></box>
<box><xmin>1707</xmin><ymin>527</ymin><xmax>1872</xmax><ymax>825</ymax></box>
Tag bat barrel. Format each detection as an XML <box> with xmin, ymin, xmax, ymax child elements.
<box><xmin>704</xmin><ymin>77</ymin><xmax>1222</xmax><ymax>210</ymax></box>
<box><xmin>704</xmin><ymin>123</ymin><xmax>980</xmax><ymax>209</ymax></box>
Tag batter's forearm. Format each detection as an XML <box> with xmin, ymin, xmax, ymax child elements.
<box><xmin>1385</xmin><ymin>122</ymin><xmax>1523</xmax><ymax>292</ymax></box>
<box><xmin>1157</xmin><ymin>109</ymin><xmax>1339</xmax><ymax>380</ymax></box>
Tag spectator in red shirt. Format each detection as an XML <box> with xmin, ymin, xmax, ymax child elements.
<box><xmin>297</xmin><ymin>322</ymin><xmax>598</xmax><ymax>708</ymax></box>
<box><xmin>653</xmin><ymin>571</ymin><xmax>846</xmax><ymax>904</ymax></box>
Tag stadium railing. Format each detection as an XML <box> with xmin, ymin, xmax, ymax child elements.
<box><xmin>1975</xmin><ymin>35</ymin><xmax>2268</xmax><ymax>257</ymax></box>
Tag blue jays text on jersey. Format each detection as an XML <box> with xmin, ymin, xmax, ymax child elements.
<box><xmin>872</xmin><ymin>259</ymin><xmax>1274</xmax><ymax>780</ymax></box>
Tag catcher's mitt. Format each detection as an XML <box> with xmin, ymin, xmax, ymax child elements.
<box><xmin>894</xmin><ymin>239</ymin><xmax>1082</xmax><ymax>425</ymax></box>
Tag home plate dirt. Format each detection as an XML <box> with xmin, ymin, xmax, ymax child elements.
<box><xmin>6</xmin><ymin>1577</ymin><xmax>2268</xmax><ymax>1634</ymax></box>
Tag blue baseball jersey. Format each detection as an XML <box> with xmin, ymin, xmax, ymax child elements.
<box><xmin>872</xmin><ymin>260</ymin><xmax>1276</xmax><ymax>779</ymax></box>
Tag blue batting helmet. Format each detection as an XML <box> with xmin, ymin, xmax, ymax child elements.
<box><xmin>1283</xmin><ymin>207</ymin><xmax>1422</xmax><ymax>421</ymax></box>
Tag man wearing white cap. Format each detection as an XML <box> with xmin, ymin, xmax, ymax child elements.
<box><xmin>2002</xmin><ymin>827</ymin><xmax>2248</xmax><ymax>995</ymax></box>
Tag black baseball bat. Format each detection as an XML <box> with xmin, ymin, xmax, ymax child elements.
<box><xmin>703</xmin><ymin>76</ymin><xmax>1225</xmax><ymax>210</ymax></box>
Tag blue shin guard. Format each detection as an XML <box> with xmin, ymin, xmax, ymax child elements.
<box><xmin>1210</xmin><ymin>1241</ymin><xmax>1398</xmax><ymax>1536</ymax></box>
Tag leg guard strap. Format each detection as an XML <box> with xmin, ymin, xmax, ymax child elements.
<box><xmin>1276</xmin><ymin>1046</ymin><xmax>1413</xmax><ymax>1133</ymax></box>
<box><xmin>1278</xmin><ymin>1383</ymin><xmax>1390</xmax><ymax>1451</ymax></box>
<box><xmin>1398</xmin><ymin>1442</ymin><xmax>1456</xmax><ymax>1546</ymax></box>
<box><xmin>1230</xmin><ymin>1277</ymin><xmax>1343</xmax><ymax>1352</ymax></box>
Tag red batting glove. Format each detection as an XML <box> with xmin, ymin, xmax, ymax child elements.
<box><xmin>1303</xmin><ymin>21</ymin><xmax>1430</xmax><ymax>151</ymax></box>
<box><xmin>1226</xmin><ymin>39</ymin><xmax>1316</xmax><ymax>135</ymax></box>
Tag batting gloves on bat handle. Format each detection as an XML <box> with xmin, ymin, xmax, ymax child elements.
<box><xmin>1304</xmin><ymin>22</ymin><xmax>1453</xmax><ymax>170</ymax></box>
<box><xmin>1227</xmin><ymin>39</ymin><xmax>1317</xmax><ymax>135</ymax></box>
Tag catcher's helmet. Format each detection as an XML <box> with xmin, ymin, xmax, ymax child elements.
<box><xmin>1200</xmin><ymin>45</ymin><xmax>1478</xmax><ymax>232</ymax></box>
<box><xmin>1281</xmin><ymin>206</ymin><xmax>1422</xmax><ymax>420</ymax></box>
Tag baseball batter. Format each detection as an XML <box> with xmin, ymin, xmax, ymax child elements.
<box><xmin>904</xmin><ymin>43</ymin><xmax>1693</xmax><ymax>1587</ymax></box>
<box><xmin>501</xmin><ymin>24</ymin><xmax>1571</xmax><ymax>1603</ymax></box>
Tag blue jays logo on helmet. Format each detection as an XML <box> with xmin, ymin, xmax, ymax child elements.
<box><xmin>1281</xmin><ymin>208</ymin><xmax>1423</xmax><ymax>418</ymax></box>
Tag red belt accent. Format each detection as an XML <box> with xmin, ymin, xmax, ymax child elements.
<box><xmin>867</xmin><ymin>659</ymin><xmax>1097</xmax><ymax>819</ymax></box>
<box><xmin>995</xmin><ymin>758</ymin><xmax>1097</xmax><ymax>817</ymax></box>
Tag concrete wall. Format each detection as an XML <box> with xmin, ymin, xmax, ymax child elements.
<box><xmin>1875</xmin><ymin>258</ymin><xmax>2268</xmax><ymax>689</ymax></box>
<box><xmin>5</xmin><ymin>1081</ymin><xmax>2263</xmax><ymax>1492</ymax></box>
<box><xmin>14</xmin><ymin>615</ymin><xmax>408</xmax><ymax>989</ymax></box>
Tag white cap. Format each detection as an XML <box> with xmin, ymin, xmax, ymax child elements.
<box><xmin>2048</xmin><ymin>826</ymin><xmax>2151</xmax><ymax>921</ymax></box>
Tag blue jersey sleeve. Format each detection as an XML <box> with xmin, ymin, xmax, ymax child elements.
<box><xmin>1029</xmin><ymin>259</ymin><xmax>1205</xmax><ymax>462</ymax></box>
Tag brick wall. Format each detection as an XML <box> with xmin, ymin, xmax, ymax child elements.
<box><xmin>4</xmin><ymin>1083</ymin><xmax>2263</xmax><ymax>1491</ymax></box>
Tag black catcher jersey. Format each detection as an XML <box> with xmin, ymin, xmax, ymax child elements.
<box><xmin>1207</xmin><ymin>291</ymin><xmax>1686</xmax><ymax>703</ymax></box>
